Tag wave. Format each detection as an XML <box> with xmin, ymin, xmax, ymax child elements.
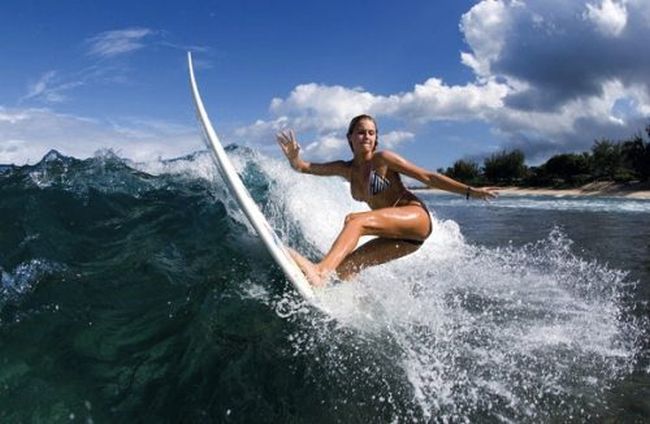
<box><xmin>0</xmin><ymin>148</ymin><xmax>644</xmax><ymax>422</ymax></box>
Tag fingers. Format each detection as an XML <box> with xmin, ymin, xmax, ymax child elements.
<box><xmin>276</xmin><ymin>130</ymin><xmax>290</xmax><ymax>145</ymax></box>
<box><xmin>276</xmin><ymin>129</ymin><xmax>301</xmax><ymax>163</ymax></box>
<box><xmin>275</xmin><ymin>134</ymin><xmax>288</xmax><ymax>155</ymax></box>
<box><xmin>276</xmin><ymin>131</ymin><xmax>292</xmax><ymax>155</ymax></box>
<box><xmin>480</xmin><ymin>190</ymin><xmax>497</xmax><ymax>200</ymax></box>
<box><xmin>276</xmin><ymin>129</ymin><xmax>297</xmax><ymax>146</ymax></box>
<box><xmin>481</xmin><ymin>189</ymin><xmax>498</xmax><ymax>199</ymax></box>
<box><xmin>473</xmin><ymin>187</ymin><xmax>499</xmax><ymax>201</ymax></box>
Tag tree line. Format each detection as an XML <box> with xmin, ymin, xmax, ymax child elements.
<box><xmin>440</xmin><ymin>125</ymin><xmax>650</xmax><ymax>187</ymax></box>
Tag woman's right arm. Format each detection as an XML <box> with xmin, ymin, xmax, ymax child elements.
<box><xmin>276</xmin><ymin>130</ymin><xmax>349</xmax><ymax>178</ymax></box>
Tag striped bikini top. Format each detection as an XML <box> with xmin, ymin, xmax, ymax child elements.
<box><xmin>369</xmin><ymin>170</ymin><xmax>391</xmax><ymax>195</ymax></box>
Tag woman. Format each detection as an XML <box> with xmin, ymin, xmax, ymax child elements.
<box><xmin>277</xmin><ymin>114</ymin><xmax>497</xmax><ymax>287</ymax></box>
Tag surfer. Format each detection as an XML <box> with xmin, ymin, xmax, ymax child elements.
<box><xmin>277</xmin><ymin>114</ymin><xmax>497</xmax><ymax>287</ymax></box>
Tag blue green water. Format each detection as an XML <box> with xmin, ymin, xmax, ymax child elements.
<box><xmin>1</xmin><ymin>149</ymin><xmax>648</xmax><ymax>422</ymax></box>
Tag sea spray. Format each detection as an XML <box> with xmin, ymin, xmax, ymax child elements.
<box><xmin>257</xmin><ymin>149</ymin><xmax>644</xmax><ymax>421</ymax></box>
<box><xmin>0</xmin><ymin>148</ymin><xmax>645</xmax><ymax>422</ymax></box>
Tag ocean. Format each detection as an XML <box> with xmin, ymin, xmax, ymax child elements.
<box><xmin>1</xmin><ymin>148</ymin><xmax>648</xmax><ymax>423</ymax></box>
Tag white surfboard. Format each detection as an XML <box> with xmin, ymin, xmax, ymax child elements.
<box><xmin>187</xmin><ymin>52</ymin><xmax>327</xmax><ymax>313</ymax></box>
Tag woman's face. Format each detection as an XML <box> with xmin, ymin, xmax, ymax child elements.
<box><xmin>348</xmin><ymin>119</ymin><xmax>377</xmax><ymax>154</ymax></box>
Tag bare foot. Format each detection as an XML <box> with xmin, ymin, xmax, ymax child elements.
<box><xmin>288</xmin><ymin>248</ymin><xmax>327</xmax><ymax>288</ymax></box>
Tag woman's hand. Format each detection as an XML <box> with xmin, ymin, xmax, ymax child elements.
<box><xmin>276</xmin><ymin>129</ymin><xmax>303</xmax><ymax>170</ymax></box>
<box><xmin>468</xmin><ymin>186</ymin><xmax>499</xmax><ymax>201</ymax></box>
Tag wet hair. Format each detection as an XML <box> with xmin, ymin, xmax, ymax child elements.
<box><xmin>346</xmin><ymin>114</ymin><xmax>378</xmax><ymax>152</ymax></box>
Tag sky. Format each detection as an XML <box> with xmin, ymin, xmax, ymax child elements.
<box><xmin>1</xmin><ymin>0</ymin><xmax>650</xmax><ymax>170</ymax></box>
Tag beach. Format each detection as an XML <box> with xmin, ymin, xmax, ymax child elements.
<box><xmin>417</xmin><ymin>181</ymin><xmax>650</xmax><ymax>200</ymax></box>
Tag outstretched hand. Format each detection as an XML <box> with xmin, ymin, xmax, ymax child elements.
<box><xmin>276</xmin><ymin>129</ymin><xmax>302</xmax><ymax>169</ymax></box>
<box><xmin>470</xmin><ymin>187</ymin><xmax>499</xmax><ymax>201</ymax></box>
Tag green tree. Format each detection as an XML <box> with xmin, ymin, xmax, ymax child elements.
<box><xmin>621</xmin><ymin>131</ymin><xmax>650</xmax><ymax>180</ymax></box>
<box><xmin>445</xmin><ymin>159</ymin><xmax>481</xmax><ymax>183</ymax></box>
<box><xmin>590</xmin><ymin>139</ymin><xmax>630</xmax><ymax>181</ymax></box>
<box><xmin>542</xmin><ymin>153</ymin><xmax>591</xmax><ymax>184</ymax></box>
<box><xmin>483</xmin><ymin>149</ymin><xmax>526</xmax><ymax>184</ymax></box>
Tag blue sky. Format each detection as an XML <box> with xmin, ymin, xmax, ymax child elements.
<box><xmin>1</xmin><ymin>0</ymin><xmax>649</xmax><ymax>170</ymax></box>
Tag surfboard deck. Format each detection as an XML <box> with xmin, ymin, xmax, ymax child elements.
<box><xmin>187</xmin><ymin>52</ymin><xmax>328</xmax><ymax>314</ymax></box>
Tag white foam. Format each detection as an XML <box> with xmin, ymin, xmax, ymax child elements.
<box><xmin>1</xmin><ymin>259</ymin><xmax>65</xmax><ymax>301</ymax></box>
<box><xmin>256</xmin><ymin>152</ymin><xmax>642</xmax><ymax>420</ymax></box>
<box><xmin>130</xmin><ymin>148</ymin><xmax>643</xmax><ymax>420</ymax></box>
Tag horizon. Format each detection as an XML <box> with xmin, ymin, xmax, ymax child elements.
<box><xmin>4</xmin><ymin>124</ymin><xmax>644</xmax><ymax>173</ymax></box>
<box><xmin>2</xmin><ymin>1</ymin><xmax>649</xmax><ymax>171</ymax></box>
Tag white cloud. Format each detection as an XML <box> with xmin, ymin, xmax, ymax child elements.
<box><xmin>6</xmin><ymin>2</ymin><xmax>647</xmax><ymax>167</ymax></box>
<box><xmin>270</xmin><ymin>83</ymin><xmax>380</xmax><ymax>132</ymax></box>
<box><xmin>456</xmin><ymin>0</ymin><xmax>650</xmax><ymax>159</ymax></box>
<box><xmin>380</xmin><ymin>78</ymin><xmax>508</xmax><ymax>122</ymax></box>
<box><xmin>235</xmin><ymin>117</ymin><xmax>289</xmax><ymax>141</ymax></box>
<box><xmin>236</xmin><ymin>78</ymin><xmax>510</xmax><ymax>160</ymax></box>
<box><xmin>5</xmin><ymin>28</ymin><xmax>215</xmax><ymax>164</ymax></box>
<box><xmin>21</xmin><ymin>70</ymin><xmax>85</xmax><ymax>104</ymax></box>
<box><xmin>462</xmin><ymin>0</ymin><xmax>650</xmax><ymax>108</ymax></box>
<box><xmin>0</xmin><ymin>110</ymin><xmax>29</xmax><ymax>124</ymax></box>
<box><xmin>25</xmin><ymin>71</ymin><xmax>57</xmax><ymax>100</ymax></box>
<box><xmin>304</xmin><ymin>133</ymin><xmax>348</xmax><ymax>159</ymax></box>
<box><xmin>584</xmin><ymin>0</ymin><xmax>628</xmax><ymax>36</ymax></box>
<box><xmin>266</xmin><ymin>78</ymin><xmax>508</xmax><ymax>129</ymax></box>
<box><xmin>239</xmin><ymin>0</ymin><xmax>650</xmax><ymax>163</ymax></box>
<box><xmin>86</xmin><ymin>28</ymin><xmax>154</xmax><ymax>58</ymax></box>
<box><xmin>459</xmin><ymin>0</ymin><xmax>512</xmax><ymax>77</ymax></box>
<box><xmin>492</xmin><ymin>80</ymin><xmax>626</xmax><ymax>134</ymax></box>
<box><xmin>21</xmin><ymin>28</ymin><xmax>160</xmax><ymax>106</ymax></box>
<box><xmin>0</xmin><ymin>139</ymin><xmax>26</xmax><ymax>160</ymax></box>
<box><xmin>0</xmin><ymin>107</ymin><xmax>202</xmax><ymax>165</ymax></box>
<box><xmin>236</xmin><ymin>84</ymin><xmax>383</xmax><ymax>159</ymax></box>
<box><xmin>381</xmin><ymin>131</ymin><xmax>415</xmax><ymax>149</ymax></box>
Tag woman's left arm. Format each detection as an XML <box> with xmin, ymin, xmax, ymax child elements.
<box><xmin>377</xmin><ymin>150</ymin><xmax>498</xmax><ymax>200</ymax></box>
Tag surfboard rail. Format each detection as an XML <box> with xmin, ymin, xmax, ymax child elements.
<box><xmin>187</xmin><ymin>52</ymin><xmax>326</xmax><ymax>313</ymax></box>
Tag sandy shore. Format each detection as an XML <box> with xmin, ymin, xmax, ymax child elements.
<box><xmin>416</xmin><ymin>182</ymin><xmax>650</xmax><ymax>200</ymax></box>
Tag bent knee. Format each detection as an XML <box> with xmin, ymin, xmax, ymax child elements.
<box><xmin>343</xmin><ymin>212</ymin><xmax>373</xmax><ymax>231</ymax></box>
<box><xmin>344</xmin><ymin>212</ymin><xmax>366</xmax><ymax>225</ymax></box>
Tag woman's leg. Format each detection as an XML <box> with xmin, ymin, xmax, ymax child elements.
<box><xmin>335</xmin><ymin>237</ymin><xmax>422</xmax><ymax>280</ymax></box>
<box><xmin>289</xmin><ymin>238</ymin><xmax>421</xmax><ymax>286</ymax></box>
<box><xmin>291</xmin><ymin>204</ymin><xmax>430</xmax><ymax>286</ymax></box>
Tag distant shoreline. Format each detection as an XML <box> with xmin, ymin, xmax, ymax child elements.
<box><xmin>413</xmin><ymin>181</ymin><xmax>650</xmax><ymax>200</ymax></box>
